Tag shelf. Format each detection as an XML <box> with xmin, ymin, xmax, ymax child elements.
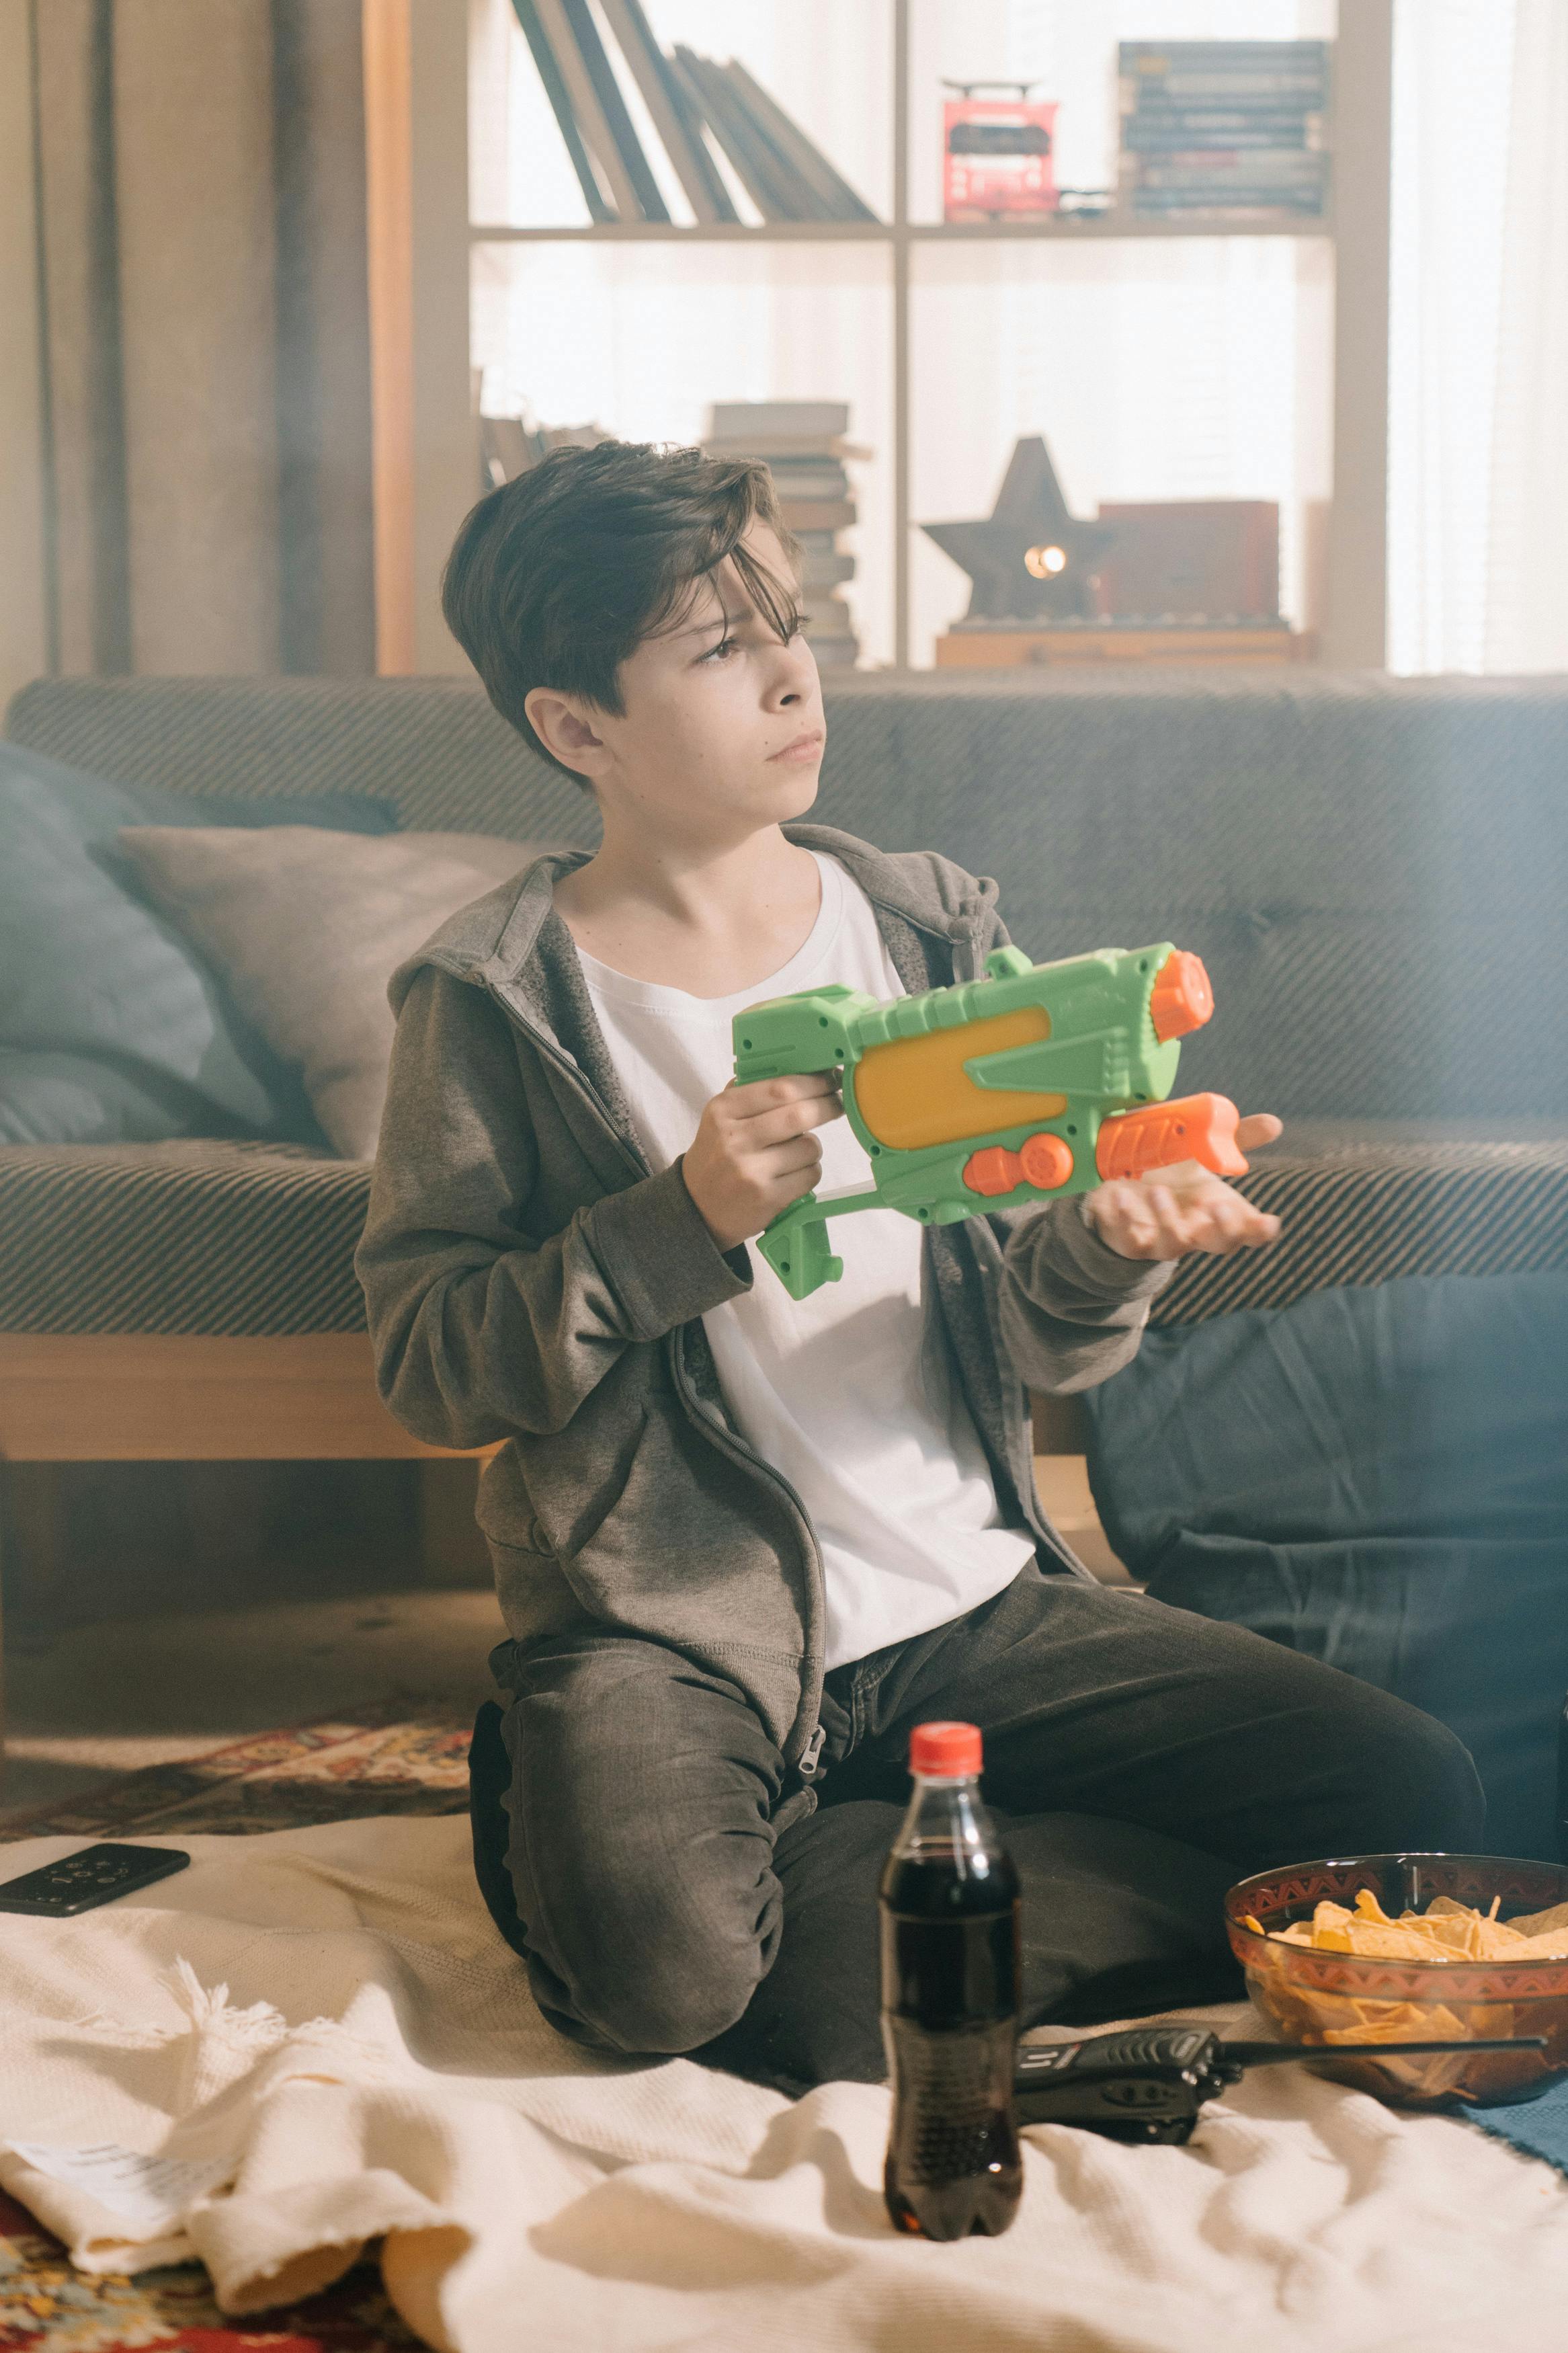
<box><xmin>470</xmin><ymin>221</ymin><xmax>887</xmax><ymax>242</ymax></box>
<box><xmin>919</xmin><ymin>218</ymin><xmax>1331</xmax><ymax>241</ymax></box>
<box><xmin>469</xmin><ymin>217</ymin><xmax>1333</xmax><ymax>245</ymax></box>
<box><xmin>468</xmin><ymin>0</ymin><xmax>1367</xmax><ymax>665</ymax></box>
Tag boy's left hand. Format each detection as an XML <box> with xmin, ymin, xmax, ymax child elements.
<box><xmin>1081</xmin><ymin>1113</ymin><xmax>1283</xmax><ymax>1262</ymax></box>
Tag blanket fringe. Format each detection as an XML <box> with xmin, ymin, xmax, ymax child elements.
<box><xmin>67</xmin><ymin>1958</ymin><xmax>392</xmax><ymax>2114</ymax></box>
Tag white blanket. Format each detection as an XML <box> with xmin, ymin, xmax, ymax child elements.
<box><xmin>1</xmin><ymin>1817</ymin><xmax>1566</xmax><ymax>2350</ymax></box>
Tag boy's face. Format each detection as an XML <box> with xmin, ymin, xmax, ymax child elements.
<box><xmin>528</xmin><ymin>527</ymin><xmax>826</xmax><ymax>840</ymax></box>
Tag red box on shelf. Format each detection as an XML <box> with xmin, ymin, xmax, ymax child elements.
<box><xmin>1093</xmin><ymin>502</ymin><xmax>1281</xmax><ymax>623</ymax></box>
<box><xmin>943</xmin><ymin>90</ymin><xmax>1058</xmax><ymax>221</ymax></box>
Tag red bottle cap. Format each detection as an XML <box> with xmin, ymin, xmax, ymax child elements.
<box><xmin>909</xmin><ymin>1720</ymin><xmax>983</xmax><ymax>1778</ymax></box>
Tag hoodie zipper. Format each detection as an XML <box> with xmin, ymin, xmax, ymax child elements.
<box><xmin>950</xmin><ymin>900</ymin><xmax>1098</xmax><ymax>1587</ymax></box>
<box><xmin>480</xmin><ymin>973</ymin><xmax>832</xmax><ymax>1773</ymax></box>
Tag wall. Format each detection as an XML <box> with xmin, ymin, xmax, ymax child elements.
<box><xmin>0</xmin><ymin>0</ymin><xmax>49</xmax><ymax>710</ymax></box>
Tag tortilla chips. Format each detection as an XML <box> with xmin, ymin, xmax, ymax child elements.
<box><xmin>1243</xmin><ymin>1888</ymin><xmax>1568</xmax><ymax>2063</ymax></box>
<box><xmin>1266</xmin><ymin>1888</ymin><xmax>1568</xmax><ymax>1965</ymax></box>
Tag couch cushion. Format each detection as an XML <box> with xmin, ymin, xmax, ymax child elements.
<box><xmin>3</xmin><ymin>1127</ymin><xmax>1565</xmax><ymax>1340</ymax></box>
<box><xmin>117</xmin><ymin>827</ymin><xmax>543</xmax><ymax>1160</ymax></box>
<box><xmin>0</xmin><ymin>737</ymin><xmax>394</xmax><ymax>1148</ymax></box>
<box><xmin>1081</xmin><ymin>1273</ymin><xmax>1568</xmax><ymax>1859</ymax></box>
<box><xmin>0</xmin><ymin>1142</ymin><xmax>369</xmax><ymax>1335</ymax></box>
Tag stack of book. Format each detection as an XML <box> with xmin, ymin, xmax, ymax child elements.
<box><xmin>479</xmin><ymin>415</ymin><xmax>608</xmax><ymax>489</ymax></box>
<box><xmin>1117</xmin><ymin>40</ymin><xmax>1330</xmax><ymax>225</ymax></box>
<box><xmin>510</xmin><ymin>0</ymin><xmax>878</xmax><ymax>225</ymax></box>
<box><xmin>706</xmin><ymin>401</ymin><xmax>865</xmax><ymax>669</ymax></box>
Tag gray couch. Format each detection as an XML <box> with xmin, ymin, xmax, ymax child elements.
<box><xmin>3</xmin><ymin>668</ymin><xmax>1565</xmax><ymax>1353</ymax></box>
<box><xmin>7</xmin><ymin>667</ymin><xmax>1563</xmax><ymax>1821</ymax></box>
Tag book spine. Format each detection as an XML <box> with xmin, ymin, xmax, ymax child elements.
<box><xmin>708</xmin><ymin>402</ymin><xmax>850</xmax><ymax>440</ymax></box>
<box><xmin>1130</xmin><ymin>173</ymin><xmax>1327</xmax><ymax>195</ymax></box>
<box><xmin>1128</xmin><ymin>98</ymin><xmax>1323</xmax><ymax>124</ymax></box>
<box><xmin>776</xmin><ymin>499</ymin><xmax>856</xmax><ymax>530</ymax></box>
<box><xmin>1135</xmin><ymin>156</ymin><xmax>1327</xmax><ymax>185</ymax></box>
<box><xmin>1129</xmin><ymin>73</ymin><xmax>1329</xmax><ymax>99</ymax></box>
<box><xmin>705</xmin><ymin>436</ymin><xmax>872</xmax><ymax>462</ymax></box>
<box><xmin>1130</xmin><ymin>190</ymin><xmax>1327</xmax><ymax>212</ymax></box>
<box><xmin>759</xmin><ymin>463</ymin><xmax>851</xmax><ymax>497</ymax></box>
<box><xmin>766</xmin><ymin>479</ymin><xmax>852</xmax><ymax>503</ymax></box>
<box><xmin>672</xmin><ymin>48</ymin><xmax>813</xmax><ymax>220</ymax></box>
<box><xmin>559</xmin><ymin>0</ymin><xmax>669</xmax><ymax>222</ymax></box>
<box><xmin>596</xmin><ymin>0</ymin><xmax>737</xmax><ymax>224</ymax></box>
<box><xmin>532</xmin><ymin>0</ymin><xmax>642</xmax><ymax>221</ymax></box>
<box><xmin>1131</xmin><ymin>162</ymin><xmax>1328</xmax><ymax>190</ymax></box>
<box><xmin>723</xmin><ymin>59</ymin><xmax>879</xmax><ymax>223</ymax></box>
<box><xmin>508</xmin><ymin>0</ymin><xmax>615</xmax><ymax>223</ymax></box>
<box><xmin>1119</xmin><ymin>40</ymin><xmax>1329</xmax><ymax>67</ymax></box>
<box><xmin>481</xmin><ymin>415</ymin><xmax>543</xmax><ymax>483</ymax></box>
<box><xmin>1125</xmin><ymin>123</ymin><xmax>1317</xmax><ymax>152</ymax></box>
<box><xmin>714</xmin><ymin>62</ymin><xmax>837</xmax><ymax>221</ymax></box>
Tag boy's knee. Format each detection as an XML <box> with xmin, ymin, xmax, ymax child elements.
<box><xmin>570</xmin><ymin>1933</ymin><xmax>764</xmax><ymax>2056</ymax></box>
<box><xmin>1323</xmin><ymin>1679</ymin><xmax>1487</xmax><ymax>1853</ymax></box>
<box><xmin>1374</xmin><ymin>1704</ymin><xmax>1487</xmax><ymax>1851</ymax></box>
<box><xmin>512</xmin><ymin>1796</ymin><xmax>778</xmax><ymax>2057</ymax></box>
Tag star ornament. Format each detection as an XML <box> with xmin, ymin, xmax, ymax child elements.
<box><xmin>922</xmin><ymin>436</ymin><xmax>1116</xmax><ymax>622</ymax></box>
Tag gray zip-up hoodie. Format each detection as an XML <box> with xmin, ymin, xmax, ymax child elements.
<box><xmin>356</xmin><ymin>824</ymin><xmax>1171</xmax><ymax>1778</ymax></box>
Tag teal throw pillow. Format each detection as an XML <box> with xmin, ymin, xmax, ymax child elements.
<box><xmin>0</xmin><ymin>740</ymin><xmax>394</xmax><ymax>1146</ymax></box>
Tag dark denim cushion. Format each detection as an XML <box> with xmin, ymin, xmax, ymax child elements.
<box><xmin>1082</xmin><ymin>1275</ymin><xmax>1568</xmax><ymax>1860</ymax></box>
<box><xmin>0</xmin><ymin>740</ymin><xmax>393</xmax><ymax>1146</ymax></box>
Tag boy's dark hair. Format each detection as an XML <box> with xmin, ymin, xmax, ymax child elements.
<box><xmin>442</xmin><ymin>438</ymin><xmax>800</xmax><ymax>779</ymax></box>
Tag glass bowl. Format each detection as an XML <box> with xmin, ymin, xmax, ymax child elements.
<box><xmin>1226</xmin><ymin>1853</ymin><xmax>1568</xmax><ymax>2108</ymax></box>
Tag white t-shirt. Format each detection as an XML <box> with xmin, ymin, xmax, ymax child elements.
<box><xmin>575</xmin><ymin>851</ymin><xmax>1034</xmax><ymax>1669</ymax></box>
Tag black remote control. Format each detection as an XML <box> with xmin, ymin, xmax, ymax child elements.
<box><xmin>0</xmin><ymin>1843</ymin><xmax>191</xmax><ymax>1917</ymax></box>
<box><xmin>1014</xmin><ymin>2023</ymin><xmax>1546</xmax><ymax>2143</ymax></box>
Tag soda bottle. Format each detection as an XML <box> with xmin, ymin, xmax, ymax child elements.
<box><xmin>880</xmin><ymin>1719</ymin><xmax>1023</xmax><ymax>2239</ymax></box>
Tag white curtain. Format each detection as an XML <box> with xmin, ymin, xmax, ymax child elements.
<box><xmin>1485</xmin><ymin>0</ymin><xmax>1568</xmax><ymax>671</ymax></box>
<box><xmin>1388</xmin><ymin>0</ymin><xmax>1568</xmax><ymax>674</ymax></box>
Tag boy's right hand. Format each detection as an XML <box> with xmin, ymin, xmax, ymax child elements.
<box><xmin>682</xmin><ymin>1075</ymin><xmax>843</xmax><ymax>1253</ymax></box>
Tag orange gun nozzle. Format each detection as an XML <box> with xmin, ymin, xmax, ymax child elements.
<box><xmin>1096</xmin><ymin>1094</ymin><xmax>1247</xmax><ymax>1183</ymax></box>
<box><xmin>1149</xmin><ymin>950</ymin><xmax>1214</xmax><ymax>1043</ymax></box>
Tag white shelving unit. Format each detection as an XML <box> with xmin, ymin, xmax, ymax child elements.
<box><xmin>468</xmin><ymin>1</ymin><xmax>1392</xmax><ymax>668</ymax></box>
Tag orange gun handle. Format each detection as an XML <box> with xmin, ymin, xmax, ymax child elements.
<box><xmin>1096</xmin><ymin>1093</ymin><xmax>1248</xmax><ymax>1183</ymax></box>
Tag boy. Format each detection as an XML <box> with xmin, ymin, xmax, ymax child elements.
<box><xmin>358</xmin><ymin>442</ymin><xmax>1482</xmax><ymax>2092</ymax></box>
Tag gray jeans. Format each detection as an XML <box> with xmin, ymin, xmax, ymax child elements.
<box><xmin>479</xmin><ymin>1562</ymin><xmax>1484</xmax><ymax>2089</ymax></box>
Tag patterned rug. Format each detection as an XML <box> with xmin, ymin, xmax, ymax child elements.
<box><xmin>0</xmin><ymin>1701</ymin><xmax>473</xmax><ymax>1843</ymax></box>
<box><xmin>0</xmin><ymin>1706</ymin><xmax>475</xmax><ymax>2346</ymax></box>
<box><xmin>0</xmin><ymin>2186</ymin><xmax>423</xmax><ymax>2352</ymax></box>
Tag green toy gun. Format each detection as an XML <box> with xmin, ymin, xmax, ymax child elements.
<box><xmin>731</xmin><ymin>942</ymin><xmax>1246</xmax><ymax>1299</ymax></box>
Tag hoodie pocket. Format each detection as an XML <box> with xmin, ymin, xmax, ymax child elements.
<box><xmin>484</xmin><ymin>1536</ymin><xmax>587</xmax><ymax>1640</ymax></box>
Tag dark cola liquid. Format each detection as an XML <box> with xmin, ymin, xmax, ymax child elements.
<box><xmin>880</xmin><ymin>1845</ymin><xmax>1023</xmax><ymax>2240</ymax></box>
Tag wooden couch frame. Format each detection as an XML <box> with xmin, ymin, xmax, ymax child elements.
<box><xmin>0</xmin><ymin>1335</ymin><xmax>487</xmax><ymax>1768</ymax></box>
